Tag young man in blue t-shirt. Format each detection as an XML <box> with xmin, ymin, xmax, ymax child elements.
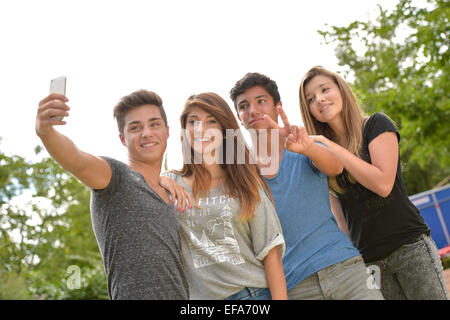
<box><xmin>229</xmin><ymin>72</ymin><xmax>383</xmax><ymax>300</ymax></box>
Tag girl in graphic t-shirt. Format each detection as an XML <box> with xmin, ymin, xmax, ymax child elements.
<box><xmin>298</xmin><ymin>66</ymin><xmax>448</xmax><ymax>300</ymax></box>
<box><xmin>161</xmin><ymin>92</ymin><xmax>286</xmax><ymax>300</ymax></box>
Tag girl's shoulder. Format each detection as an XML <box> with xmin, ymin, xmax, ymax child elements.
<box><xmin>365</xmin><ymin>112</ymin><xmax>395</xmax><ymax>124</ymax></box>
<box><xmin>363</xmin><ymin>112</ymin><xmax>399</xmax><ymax>143</ymax></box>
<box><xmin>364</xmin><ymin>112</ymin><xmax>397</xmax><ymax>130</ymax></box>
<box><xmin>161</xmin><ymin>170</ymin><xmax>185</xmax><ymax>184</ymax></box>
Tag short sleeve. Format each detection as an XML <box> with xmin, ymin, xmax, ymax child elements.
<box><xmin>249</xmin><ymin>190</ymin><xmax>285</xmax><ymax>261</ymax></box>
<box><xmin>364</xmin><ymin>112</ymin><xmax>400</xmax><ymax>145</ymax></box>
<box><xmin>92</xmin><ymin>156</ymin><xmax>121</xmax><ymax>195</ymax></box>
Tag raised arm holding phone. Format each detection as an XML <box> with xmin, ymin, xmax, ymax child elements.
<box><xmin>36</xmin><ymin>93</ymin><xmax>112</xmax><ymax>189</ymax></box>
<box><xmin>35</xmin><ymin>80</ymin><xmax>189</xmax><ymax>300</ymax></box>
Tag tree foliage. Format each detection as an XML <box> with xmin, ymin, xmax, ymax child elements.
<box><xmin>319</xmin><ymin>0</ymin><xmax>449</xmax><ymax>194</ymax></box>
<box><xmin>0</xmin><ymin>146</ymin><xmax>108</xmax><ymax>299</ymax></box>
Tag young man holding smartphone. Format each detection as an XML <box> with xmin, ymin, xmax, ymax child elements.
<box><xmin>35</xmin><ymin>88</ymin><xmax>189</xmax><ymax>300</ymax></box>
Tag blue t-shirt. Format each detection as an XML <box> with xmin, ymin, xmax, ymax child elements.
<box><xmin>265</xmin><ymin>149</ymin><xmax>360</xmax><ymax>290</ymax></box>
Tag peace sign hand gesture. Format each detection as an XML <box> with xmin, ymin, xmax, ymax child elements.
<box><xmin>285</xmin><ymin>125</ymin><xmax>314</xmax><ymax>155</ymax></box>
<box><xmin>262</xmin><ymin>105</ymin><xmax>291</xmax><ymax>137</ymax></box>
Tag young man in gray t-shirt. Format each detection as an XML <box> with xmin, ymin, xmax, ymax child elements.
<box><xmin>35</xmin><ymin>89</ymin><xmax>188</xmax><ymax>299</ymax></box>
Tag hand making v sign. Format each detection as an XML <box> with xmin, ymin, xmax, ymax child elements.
<box><xmin>262</xmin><ymin>105</ymin><xmax>291</xmax><ymax>138</ymax></box>
<box><xmin>262</xmin><ymin>105</ymin><xmax>314</xmax><ymax>156</ymax></box>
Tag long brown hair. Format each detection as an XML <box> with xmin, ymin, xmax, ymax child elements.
<box><xmin>299</xmin><ymin>66</ymin><xmax>366</xmax><ymax>194</ymax></box>
<box><xmin>176</xmin><ymin>92</ymin><xmax>273</xmax><ymax>222</ymax></box>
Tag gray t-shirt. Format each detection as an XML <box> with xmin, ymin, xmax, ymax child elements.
<box><xmin>90</xmin><ymin>157</ymin><xmax>189</xmax><ymax>300</ymax></box>
<box><xmin>163</xmin><ymin>172</ymin><xmax>285</xmax><ymax>299</ymax></box>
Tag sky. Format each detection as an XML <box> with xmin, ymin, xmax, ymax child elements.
<box><xmin>0</xmin><ymin>0</ymin><xmax>398</xmax><ymax>171</ymax></box>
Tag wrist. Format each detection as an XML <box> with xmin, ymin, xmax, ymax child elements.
<box><xmin>331</xmin><ymin>143</ymin><xmax>346</xmax><ymax>158</ymax></box>
<box><xmin>36</xmin><ymin>125</ymin><xmax>55</xmax><ymax>139</ymax></box>
<box><xmin>300</xmin><ymin>141</ymin><xmax>316</xmax><ymax>158</ymax></box>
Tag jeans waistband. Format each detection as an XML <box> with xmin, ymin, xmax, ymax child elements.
<box><xmin>225</xmin><ymin>287</ymin><xmax>265</xmax><ymax>300</ymax></box>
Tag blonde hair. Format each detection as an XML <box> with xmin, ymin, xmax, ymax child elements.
<box><xmin>176</xmin><ymin>92</ymin><xmax>273</xmax><ymax>222</ymax></box>
<box><xmin>299</xmin><ymin>66</ymin><xmax>366</xmax><ymax>194</ymax></box>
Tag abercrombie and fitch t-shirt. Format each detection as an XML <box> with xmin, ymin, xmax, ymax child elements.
<box><xmin>90</xmin><ymin>157</ymin><xmax>189</xmax><ymax>300</ymax></box>
<box><xmin>337</xmin><ymin>113</ymin><xmax>430</xmax><ymax>262</ymax></box>
<box><xmin>163</xmin><ymin>171</ymin><xmax>285</xmax><ymax>300</ymax></box>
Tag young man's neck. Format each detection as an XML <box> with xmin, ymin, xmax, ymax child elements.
<box><xmin>128</xmin><ymin>158</ymin><xmax>163</xmax><ymax>186</ymax></box>
<box><xmin>252</xmin><ymin>128</ymin><xmax>285</xmax><ymax>177</ymax></box>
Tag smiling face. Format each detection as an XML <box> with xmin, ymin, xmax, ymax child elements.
<box><xmin>184</xmin><ymin>106</ymin><xmax>224</xmax><ymax>157</ymax></box>
<box><xmin>235</xmin><ymin>86</ymin><xmax>279</xmax><ymax>130</ymax></box>
<box><xmin>120</xmin><ymin>104</ymin><xmax>169</xmax><ymax>164</ymax></box>
<box><xmin>304</xmin><ymin>75</ymin><xmax>344</xmax><ymax>124</ymax></box>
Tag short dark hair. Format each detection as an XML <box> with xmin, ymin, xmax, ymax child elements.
<box><xmin>113</xmin><ymin>90</ymin><xmax>167</xmax><ymax>134</ymax></box>
<box><xmin>229</xmin><ymin>72</ymin><xmax>281</xmax><ymax>109</ymax></box>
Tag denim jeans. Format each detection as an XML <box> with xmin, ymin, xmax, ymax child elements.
<box><xmin>288</xmin><ymin>255</ymin><xmax>384</xmax><ymax>300</ymax></box>
<box><xmin>370</xmin><ymin>234</ymin><xmax>449</xmax><ymax>300</ymax></box>
<box><xmin>225</xmin><ymin>287</ymin><xmax>272</xmax><ymax>300</ymax></box>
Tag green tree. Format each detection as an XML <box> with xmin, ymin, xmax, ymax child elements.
<box><xmin>0</xmin><ymin>270</ymin><xmax>32</xmax><ymax>299</ymax></box>
<box><xmin>0</xmin><ymin>146</ymin><xmax>108</xmax><ymax>299</ymax></box>
<box><xmin>319</xmin><ymin>0</ymin><xmax>449</xmax><ymax>194</ymax></box>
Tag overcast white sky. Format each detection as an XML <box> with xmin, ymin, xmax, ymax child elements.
<box><xmin>0</xmin><ymin>0</ymin><xmax>397</xmax><ymax>170</ymax></box>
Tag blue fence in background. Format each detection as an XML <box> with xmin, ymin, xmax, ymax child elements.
<box><xmin>410</xmin><ymin>184</ymin><xmax>450</xmax><ymax>250</ymax></box>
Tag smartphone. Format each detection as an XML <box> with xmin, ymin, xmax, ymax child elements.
<box><xmin>49</xmin><ymin>76</ymin><xmax>67</xmax><ymax>120</ymax></box>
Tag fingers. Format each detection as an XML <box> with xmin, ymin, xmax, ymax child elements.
<box><xmin>285</xmin><ymin>125</ymin><xmax>297</xmax><ymax>149</ymax></box>
<box><xmin>38</xmin><ymin>97</ymin><xmax>70</xmax><ymax>117</ymax></box>
<box><xmin>37</xmin><ymin>104</ymin><xmax>70</xmax><ymax>128</ymax></box>
<box><xmin>43</xmin><ymin>117</ymin><xmax>67</xmax><ymax>127</ymax></box>
<box><xmin>39</xmin><ymin>93</ymin><xmax>68</xmax><ymax>106</ymax></box>
<box><xmin>297</xmin><ymin>126</ymin><xmax>307</xmax><ymax>135</ymax></box>
<box><xmin>308</xmin><ymin>135</ymin><xmax>334</xmax><ymax>149</ymax></box>
<box><xmin>168</xmin><ymin>187</ymin><xmax>177</xmax><ymax>207</ymax></box>
<box><xmin>262</xmin><ymin>114</ymin><xmax>280</xmax><ymax>129</ymax></box>
<box><xmin>39</xmin><ymin>106</ymin><xmax>70</xmax><ymax>120</ymax></box>
<box><xmin>290</xmin><ymin>125</ymin><xmax>298</xmax><ymax>141</ymax></box>
<box><xmin>171</xmin><ymin>184</ymin><xmax>193</xmax><ymax>213</ymax></box>
<box><xmin>297</xmin><ymin>126</ymin><xmax>310</xmax><ymax>140</ymax></box>
<box><xmin>286</xmin><ymin>133</ymin><xmax>296</xmax><ymax>145</ymax></box>
<box><xmin>261</xmin><ymin>106</ymin><xmax>291</xmax><ymax>134</ymax></box>
<box><xmin>174</xmin><ymin>187</ymin><xmax>193</xmax><ymax>213</ymax></box>
<box><xmin>277</xmin><ymin>105</ymin><xmax>290</xmax><ymax>128</ymax></box>
<box><xmin>36</xmin><ymin>96</ymin><xmax>70</xmax><ymax>136</ymax></box>
<box><xmin>159</xmin><ymin>176</ymin><xmax>194</xmax><ymax>213</ymax></box>
<box><xmin>185</xmin><ymin>192</ymin><xmax>193</xmax><ymax>210</ymax></box>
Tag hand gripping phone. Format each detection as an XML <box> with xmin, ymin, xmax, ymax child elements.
<box><xmin>49</xmin><ymin>76</ymin><xmax>67</xmax><ymax>120</ymax></box>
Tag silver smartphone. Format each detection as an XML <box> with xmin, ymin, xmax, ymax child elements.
<box><xmin>49</xmin><ymin>76</ymin><xmax>67</xmax><ymax>120</ymax></box>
